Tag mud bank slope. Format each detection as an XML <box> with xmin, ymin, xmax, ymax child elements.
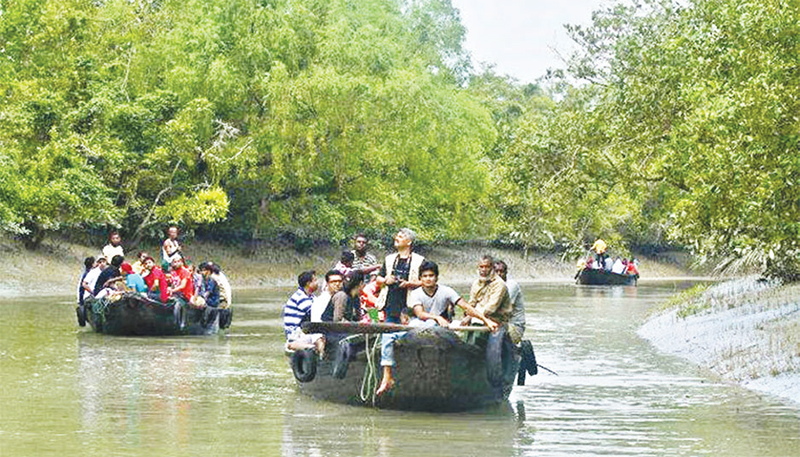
<box><xmin>639</xmin><ymin>277</ymin><xmax>800</xmax><ymax>404</ymax></box>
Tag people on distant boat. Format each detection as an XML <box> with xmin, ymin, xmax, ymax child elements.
<box><xmin>283</xmin><ymin>270</ymin><xmax>324</xmax><ymax>352</ymax></box>
<box><xmin>102</xmin><ymin>231</ymin><xmax>124</xmax><ymax>263</ymax></box>
<box><xmin>333</xmin><ymin>251</ymin><xmax>356</xmax><ymax>278</ymax></box>
<box><xmin>376</xmin><ymin>228</ymin><xmax>424</xmax><ymax>324</ymax></box>
<box><xmin>313</xmin><ymin>270</ymin><xmax>344</xmax><ymax>323</ymax></box>
<box><xmin>82</xmin><ymin>256</ymin><xmax>107</xmax><ymax>299</ymax></box>
<box><xmin>494</xmin><ymin>260</ymin><xmax>525</xmax><ymax>344</ymax></box>
<box><xmin>206</xmin><ymin>262</ymin><xmax>232</xmax><ymax>308</ymax></box>
<box><xmin>461</xmin><ymin>254</ymin><xmax>512</xmax><ymax>328</ymax></box>
<box><xmin>94</xmin><ymin>254</ymin><xmax>124</xmax><ymax>295</ymax></box>
<box><xmin>352</xmin><ymin>233</ymin><xmax>381</xmax><ymax>276</ymax></box>
<box><xmin>142</xmin><ymin>256</ymin><xmax>169</xmax><ymax>303</ymax></box>
<box><xmin>131</xmin><ymin>251</ymin><xmax>149</xmax><ymax>275</ymax></box>
<box><xmin>627</xmin><ymin>258</ymin><xmax>640</xmax><ymax>277</ymax></box>
<box><xmin>168</xmin><ymin>256</ymin><xmax>194</xmax><ymax>303</ymax></box>
<box><xmin>191</xmin><ymin>263</ymin><xmax>203</xmax><ymax>297</ymax></box>
<box><xmin>198</xmin><ymin>263</ymin><xmax>221</xmax><ymax>308</ymax></box>
<box><xmin>376</xmin><ymin>260</ymin><xmax>497</xmax><ymax>396</ymax></box>
<box><xmin>611</xmin><ymin>257</ymin><xmax>625</xmax><ymax>275</ymax></box>
<box><xmin>77</xmin><ymin>256</ymin><xmax>95</xmax><ymax>307</ymax></box>
<box><xmin>330</xmin><ymin>271</ymin><xmax>365</xmax><ymax>323</ymax></box>
<box><xmin>162</xmin><ymin>226</ymin><xmax>182</xmax><ymax>270</ymax></box>
<box><xmin>604</xmin><ymin>256</ymin><xmax>614</xmax><ymax>271</ymax></box>
<box><xmin>121</xmin><ymin>262</ymin><xmax>148</xmax><ymax>293</ymax></box>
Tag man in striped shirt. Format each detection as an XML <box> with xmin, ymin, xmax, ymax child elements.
<box><xmin>283</xmin><ymin>270</ymin><xmax>323</xmax><ymax>351</ymax></box>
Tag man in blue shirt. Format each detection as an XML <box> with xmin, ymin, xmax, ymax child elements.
<box><xmin>283</xmin><ymin>270</ymin><xmax>324</xmax><ymax>352</ymax></box>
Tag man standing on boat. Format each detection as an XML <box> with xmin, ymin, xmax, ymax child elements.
<box><xmin>376</xmin><ymin>228</ymin><xmax>424</xmax><ymax>323</ymax></box>
<box><xmin>283</xmin><ymin>270</ymin><xmax>324</xmax><ymax>352</ymax></box>
<box><xmin>461</xmin><ymin>255</ymin><xmax>512</xmax><ymax>330</ymax></box>
<box><xmin>493</xmin><ymin>260</ymin><xmax>525</xmax><ymax>344</ymax></box>
<box><xmin>102</xmin><ymin>231</ymin><xmax>124</xmax><ymax>263</ymax></box>
<box><xmin>351</xmin><ymin>233</ymin><xmax>381</xmax><ymax>276</ymax></box>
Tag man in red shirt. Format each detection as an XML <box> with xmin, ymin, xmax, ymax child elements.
<box><xmin>169</xmin><ymin>256</ymin><xmax>194</xmax><ymax>302</ymax></box>
<box><xmin>142</xmin><ymin>256</ymin><xmax>169</xmax><ymax>303</ymax></box>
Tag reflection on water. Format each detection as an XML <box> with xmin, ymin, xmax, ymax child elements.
<box><xmin>1</xmin><ymin>282</ymin><xmax>799</xmax><ymax>456</ymax></box>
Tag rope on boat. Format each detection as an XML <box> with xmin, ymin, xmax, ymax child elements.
<box><xmin>359</xmin><ymin>334</ymin><xmax>381</xmax><ymax>406</ymax></box>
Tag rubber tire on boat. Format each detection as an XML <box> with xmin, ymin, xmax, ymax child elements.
<box><xmin>486</xmin><ymin>326</ymin><xmax>516</xmax><ymax>387</ymax></box>
<box><xmin>520</xmin><ymin>340</ymin><xmax>538</xmax><ymax>376</ymax></box>
<box><xmin>331</xmin><ymin>341</ymin><xmax>352</xmax><ymax>380</ymax></box>
<box><xmin>517</xmin><ymin>363</ymin><xmax>527</xmax><ymax>386</ymax></box>
<box><xmin>76</xmin><ymin>306</ymin><xmax>87</xmax><ymax>327</ymax></box>
<box><xmin>218</xmin><ymin>308</ymin><xmax>232</xmax><ymax>329</ymax></box>
<box><xmin>173</xmin><ymin>304</ymin><xmax>185</xmax><ymax>330</ymax></box>
<box><xmin>291</xmin><ymin>348</ymin><xmax>318</xmax><ymax>383</ymax></box>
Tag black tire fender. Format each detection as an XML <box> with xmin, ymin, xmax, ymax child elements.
<box><xmin>331</xmin><ymin>341</ymin><xmax>352</xmax><ymax>380</ymax></box>
<box><xmin>173</xmin><ymin>303</ymin><xmax>185</xmax><ymax>329</ymax></box>
<box><xmin>76</xmin><ymin>306</ymin><xmax>87</xmax><ymax>327</ymax></box>
<box><xmin>520</xmin><ymin>340</ymin><xmax>538</xmax><ymax>376</ymax></box>
<box><xmin>291</xmin><ymin>349</ymin><xmax>318</xmax><ymax>383</ymax></box>
<box><xmin>517</xmin><ymin>363</ymin><xmax>527</xmax><ymax>386</ymax></box>
<box><xmin>486</xmin><ymin>326</ymin><xmax>516</xmax><ymax>387</ymax></box>
<box><xmin>218</xmin><ymin>308</ymin><xmax>232</xmax><ymax>329</ymax></box>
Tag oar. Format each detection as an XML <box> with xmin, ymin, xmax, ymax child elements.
<box><xmin>302</xmin><ymin>321</ymin><xmax>492</xmax><ymax>335</ymax></box>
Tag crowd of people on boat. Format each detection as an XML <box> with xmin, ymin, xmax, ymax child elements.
<box><xmin>77</xmin><ymin>226</ymin><xmax>232</xmax><ymax>311</ymax></box>
<box><xmin>575</xmin><ymin>238</ymin><xmax>640</xmax><ymax>277</ymax></box>
<box><xmin>281</xmin><ymin>229</ymin><xmax>527</xmax><ymax>395</ymax></box>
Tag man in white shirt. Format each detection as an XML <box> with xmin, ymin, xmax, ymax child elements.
<box><xmin>82</xmin><ymin>256</ymin><xmax>108</xmax><ymax>299</ymax></box>
<box><xmin>312</xmin><ymin>270</ymin><xmax>344</xmax><ymax>322</ymax></box>
<box><xmin>102</xmin><ymin>231</ymin><xmax>124</xmax><ymax>262</ymax></box>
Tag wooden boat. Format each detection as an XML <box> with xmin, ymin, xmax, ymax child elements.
<box><xmin>77</xmin><ymin>292</ymin><xmax>231</xmax><ymax>336</ymax></box>
<box><xmin>576</xmin><ymin>268</ymin><xmax>638</xmax><ymax>286</ymax></box>
<box><xmin>286</xmin><ymin>322</ymin><xmax>529</xmax><ymax>412</ymax></box>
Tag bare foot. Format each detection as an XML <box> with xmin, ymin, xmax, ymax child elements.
<box><xmin>376</xmin><ymin>380</ymin><xmax>395</xmax><ymax>396</ymax></box>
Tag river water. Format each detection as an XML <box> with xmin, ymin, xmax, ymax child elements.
<box><xmin>1</xmin><ymin>281</ymin><xmax>799</xmax><ymax>456</ymax></box>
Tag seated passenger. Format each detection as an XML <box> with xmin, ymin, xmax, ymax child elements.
<box><xmin>198</xmin><ymin>263</ymin><xmax>221</xmax><ymax>308</ymax></box>
<box><xmin>333</xmin><ymin>251</ymin><xmax>356</xmax><ymax>278</ymax></box>
<box><xmin>94</xmin><ymin>255</ymin><xmax>124</xmax><ymax>296</ymax></box>
<box><xmin>627</xmin><ymin>258</ymin><xmax>640</xmax><ymax>277</ymax></box>
<box><xmin>360</xmin><ymin>270</ymin><xmax>382</xmax><ymax>322</ymax></box>
<box><xmin>82</xmin><ymin>256</ymin><xmax>108</xmax><ymax>299</ymax></box>
<box><xmin>376</xmin><ymin>261</ymin><xmax>497</xmax><ymax>396</ymax></box>
<box><xmin>611</xmin><ymin>257</ymin><xmax>625</xmax><ymax>274</ymax></box>
<box><xmin>121</xmin><ymin>262</ymin><xmax>148</xmax><ymax>293</ymax></box>
<box><xmin>142</xmin><ymin>256</ymin><xmax>169</xmax><ymax>303</ymax></box>
<box><xmin>328</xmin><ymin>271</ymin><xmax>365</xmax><ymax>322</ymax></box>
<box><xmin>283</xmin><ymin>270</ymin><xmax>324</xmax><ymax>352</ymax></box>
<box><xmin>168</xmin><ymin>256</ymin><xmax>194</xmax><ymax>303</ymax></box>
<box><xmin>131</xmin><ymin>251</ymin><xmax>148</xmax><ymax>275</ymax></box>
<box><xmin>207</xmin><ymin>262</ymin><xmax>232</xmax><ymax>308</ymax></box>
<box><xmin>313</xmin><ymin>270</ymin><xmax>343</xmax><ymax>322</ymax></box>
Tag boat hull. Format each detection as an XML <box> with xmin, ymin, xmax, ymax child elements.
<box><xmin>288</xmin><ymin>326</ymin><xmax>519</xmax><ymax>412</ymax></box>
<box><xmin>83</xmin><ymin>292</ymin><xmax>220</xmax><ymax>336</ymax></box>
<box><xmin>576</xmin><ymin>268</ymin><xmax>637</xmax><ymax>286</ymax></box>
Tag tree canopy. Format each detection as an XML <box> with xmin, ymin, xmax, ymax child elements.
<box><xmin>3</xmin><ymin>0</ymin><xmax>800</xmax><ymax>278</ymax></box>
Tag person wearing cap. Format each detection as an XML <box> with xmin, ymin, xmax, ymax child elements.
<box><xmin>121</xmin><ymin>262</ymin><xmax>147</xmax><ymax>293</ymax></box>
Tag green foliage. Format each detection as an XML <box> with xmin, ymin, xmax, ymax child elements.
<box><xmin>0</xmin><ymin>0</ymin><xmax>496</xmax><ymax>246</ymax></box>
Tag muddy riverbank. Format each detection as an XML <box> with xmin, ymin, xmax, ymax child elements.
<box><xmin>639</xmin><ymin>277</ymin><xmax>800</xmax><ymax>405</ymax></box>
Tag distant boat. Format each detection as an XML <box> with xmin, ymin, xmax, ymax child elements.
<box><xmin>286</xmin><ymin>322</ymin><xmax>534</xmax><ymax>412</ymax></box>
<box><xmin>77</xmin><ymin>292</ymin><xmax>231</xmax><ymax>336</ymax></box>
<box><xmin>576</xmin><ymin>268</ymin><xmax>638</xmax><ymax>286</ymax></box>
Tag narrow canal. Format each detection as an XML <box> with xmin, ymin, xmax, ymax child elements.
<box><xmin>1</xmin><ymin>281</ymin><xmax>799</xmax><ymax>456</ymax></box>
